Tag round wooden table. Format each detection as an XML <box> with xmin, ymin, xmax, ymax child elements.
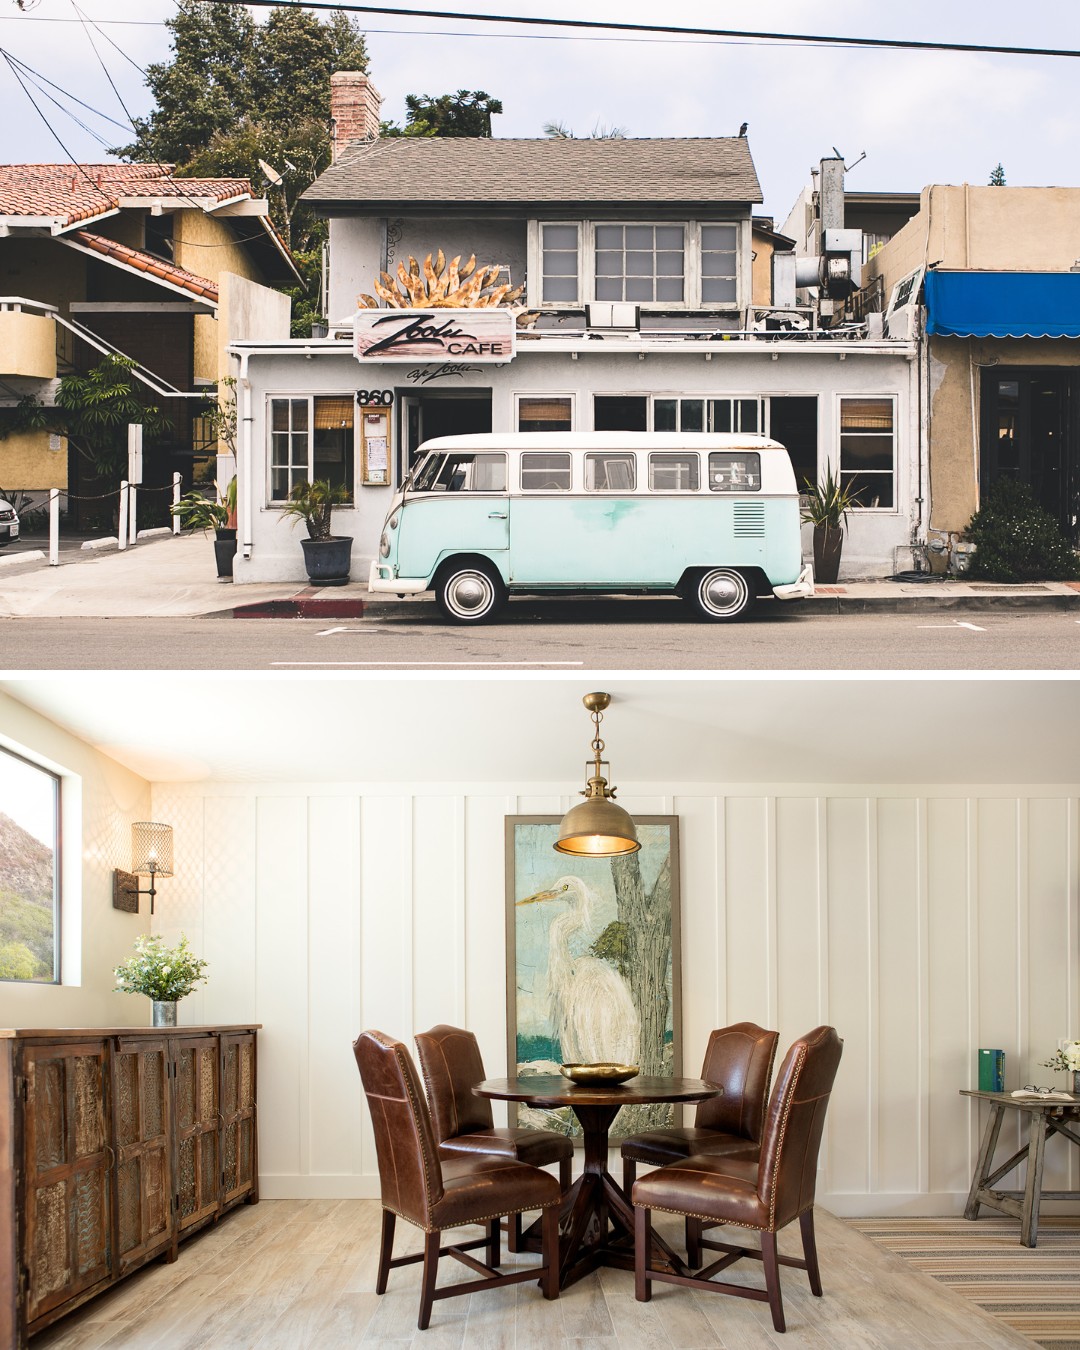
<box><xmin>475</xmin><ymin>1074</ymin><xmax>720</xmax><ymax>1287</ymax></box>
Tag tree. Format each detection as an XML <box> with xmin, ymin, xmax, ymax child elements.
<box><xmin>111</xmin><ymin>2</ymin><xmax>369</xmax><ymax>335</ymax></box>
<box><xmin>382</xmin><ymin>90</ymin><xmax>503</xmax><ymax>138</ymax></box>
<box><xmin>989</xmin><ymin>163</ymin><xmax>1007</xmax><ymax>186</ymax></box>
<box><xmin>543</xmin><ymin>120</ymin><xmax>627</xmax><ymax>139</ymax></box>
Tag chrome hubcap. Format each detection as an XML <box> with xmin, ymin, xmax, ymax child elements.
<box><xmin>447</xmin><ymin>572</ymin><xmax>493</xmax><ymax>615</ymax></box>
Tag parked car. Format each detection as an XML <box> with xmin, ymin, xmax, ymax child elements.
<box><xmin>0</xmin><ymin>495</ymin><xmax>20</xmax><ymax>546</ymax></box>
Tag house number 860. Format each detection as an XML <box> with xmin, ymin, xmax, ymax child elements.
<box><xmin>357</xmin><ymin>389</ymin><xmax>394</xmax><ymax>407</ymax></box>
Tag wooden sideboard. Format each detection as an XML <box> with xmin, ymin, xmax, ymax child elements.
<box><xmin>0</xmin><ymin>1024</ymin><xmax>259</xmax><ymax>1347</ymax></box>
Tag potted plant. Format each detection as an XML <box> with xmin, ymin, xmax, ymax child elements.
<box><xmin>1039</xmin><ymin>1040</ymin><xmax>1080</xmax><ymax>1096</ymax></box>
<box><xmin>280</xmin><ymin>479</ymin><xmax>353</xmax><ymax>585</ymax></box>
<box><xmin>114</xmin><ymin>933</ymin><xmax>209</xmax><ymax>1026</ymax></box>
<box><xmin>800</xmin><ymin>467</ymin><xmax>862</xmax><ymax>584</ymax></box>
<box><xmin>171</xmin><ymin>475</ymin><xmax>238</xmax><ymax>579</ymax></box>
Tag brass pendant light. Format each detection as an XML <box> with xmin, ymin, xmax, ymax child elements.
<box><xmin>554</xmin><ymin>692</ymin><xmax>641</xmax><ymax>857</ymax></box>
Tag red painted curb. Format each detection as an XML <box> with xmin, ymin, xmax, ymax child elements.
<box><xmin>232</xmin><ymin>596</ymin><xmax>367</xmax><ymax>619</ymax></box>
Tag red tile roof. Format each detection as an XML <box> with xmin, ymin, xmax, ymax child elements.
<box><xmin>0</xmin><ymin>164</ymin><xmax>254</xmax><ymax>227</ymax></box>
<box><xmin>72</xmin><ymin>230</ymin><xmax>219</xmax><ymax>303</ymax></box>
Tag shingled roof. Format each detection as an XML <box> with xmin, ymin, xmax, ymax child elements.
<box><xmin>0</xmin><ymin>164</ymin><xmax>254</xmax><ymax>229</ymax></box>
<box><xmin>304</xmin><ymin>137</ymin><xmax>762</xmax><ymax>210</ymax></box>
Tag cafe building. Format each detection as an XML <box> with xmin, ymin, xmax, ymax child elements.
<box><xmin>228</xmin><ymin>75</ymin><xmax>919</xmax><ymax>583</ymax></box>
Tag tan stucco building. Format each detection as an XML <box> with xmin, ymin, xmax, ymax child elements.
<box><xmin>864</xmin><ymin>186</ymin><xmax>1080</xmax><ymax>542</ymax></box>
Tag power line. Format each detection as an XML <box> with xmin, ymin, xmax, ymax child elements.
<box><xmin>203</xmin><ymin>0</ymin><xmax>1080</xmax><ymax>61</ymax></box>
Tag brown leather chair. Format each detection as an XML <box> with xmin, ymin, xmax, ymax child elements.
<box><xmin>353</xmin><ymin>1029</ymin><xmax>561</xmax><ymax>1330</ymax></box>
<box><xmin>414</xmin><ymin>1024</ymin><xmax>573</xmax><ymax>1250</ymax></box>
<box><xmin>620</xmin><ymin>1021</ymin><xmax>779</xmax><ymax>1195</ymax></box>
<box><xmin>632</xmin><ymin>1026</ymin><xmax>843</xmax><ymax>1334</ymax></box>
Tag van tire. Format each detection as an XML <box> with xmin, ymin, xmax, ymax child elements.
<box><xmin>689</xmin><ymin>567</ymin><xmax>756</xmax><ymax>622</ymax></box>
<box><xmin>434</xmin><ymin>558</ymin><xmax>506</xmax><ymax>623</ymax></box>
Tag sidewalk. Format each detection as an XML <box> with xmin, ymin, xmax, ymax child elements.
<box><xmin>0</xmin><ymin>530</ymin><xmax>1077</xmax><ymax>619</ymax></box>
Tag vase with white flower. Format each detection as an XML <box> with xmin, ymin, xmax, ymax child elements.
<box><xmin>1038</xmin><ymin>1040</ymin><xmax>1080</xmax><ymax>1096</ymax></box>
<box><xmin>114</xmin><ymin>933</ymin><xmax>209</xmax><ymax>1026</ymax></box>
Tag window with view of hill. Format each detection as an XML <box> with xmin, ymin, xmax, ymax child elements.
<box><xmin>0</xmin><ymin>747</ymin><xmax>59</xmax><ymax>983</ymax></box>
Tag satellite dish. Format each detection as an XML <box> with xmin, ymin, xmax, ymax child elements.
<box><xmin>258</xmin><ymin>159</ymin><xmax>285</xmax><ymax>188</ymax></box>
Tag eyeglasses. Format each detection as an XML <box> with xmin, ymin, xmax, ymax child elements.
<box><xmin>1022</xmin><ymin>1084</ymin><xmax>1053</xmax><ymax>1094</ymax></box>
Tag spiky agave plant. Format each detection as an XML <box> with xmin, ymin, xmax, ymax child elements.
<box><xmin>359</xmin><ymin>250</ymin><xmax>524</xmax><ymax>310</ymax></box>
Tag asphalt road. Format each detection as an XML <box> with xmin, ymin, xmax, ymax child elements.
<box><xmin>3</xmin><ymin>599</ymin><xmax>1080</xmax><ymax>670</ymax></box>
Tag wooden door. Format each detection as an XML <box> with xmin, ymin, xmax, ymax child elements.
<box><xmin>219</xmin><ymin>1033</ymin><xmax>258</xmax><ymax>1208</ymax></box>
<box><xmin>22</xmin><ymin>1040</ymin><xmax>112</xmax><ymax>1327</ymax></box>
<box><xmin>112</xmin><ymin>1038</ymin><xmax>173</xmax><ymax>1272</ymax></box>
<box><xmin>171</xmin><ymin>1036</ymin><xmax>220</xmax><ymax>1234</ymax></box>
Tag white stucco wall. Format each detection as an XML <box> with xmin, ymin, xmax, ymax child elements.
<box><xmin>231</xmin><ymin>340</ymin><xmax>917</xmax><ymax>583</ymax></box>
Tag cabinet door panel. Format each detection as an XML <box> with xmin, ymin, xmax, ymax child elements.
<box><xmin>220</xmin><ymin>1034</ymin><xmax>257</xmax><ymax>1205</ymax></box>
<box><xmin>113</xmin><ymin>1039</ymin><xmax>173</xmax><ymax>1272</ymax></box>
<box><xmin>23</xmin><ymin>1042</ymin><xmax>111</xmax><ymax>1325</ymax></box>
<box><xmin>172</xmin><ymin>1038</ymin><xmax>220</xmax><ymax>1233</ymax></box>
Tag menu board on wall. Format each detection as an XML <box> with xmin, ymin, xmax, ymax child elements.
<box><xmin>360</xmin><ymin>408</ymin><xmax>391</xmax><ymax>485</ymax></box>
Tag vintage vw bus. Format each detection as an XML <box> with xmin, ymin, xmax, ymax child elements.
<box><xmin>369</xmin><ymin>432</ymin><xmax>813</xmax><ymax>623</ymax></box>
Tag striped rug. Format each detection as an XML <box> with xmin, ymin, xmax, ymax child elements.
<box><xmin>849</xmin><ymin>1216</ymin><xmax>1080</xmax><ymax>1349</ymax></box>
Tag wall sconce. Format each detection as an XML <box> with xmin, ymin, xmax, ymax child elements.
<box><xmin>554</xmin><ymin>693</ymin><xmax>641</xmax><ymax>857</ymax></box>
<box><xmin>113</xmin><ymin>821</ymin><xmax>174</xmax><ymax>915</ymax></box>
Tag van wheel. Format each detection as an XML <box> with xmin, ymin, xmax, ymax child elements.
<box><xmin>435</xmin><ymin>560</ymin><xmax>506</xmax><ymax>623</ymax></box>
<box><xmin>690</xmin><ymin>568</ymin><xmax>756</xmax><ymax>622</ymax></box>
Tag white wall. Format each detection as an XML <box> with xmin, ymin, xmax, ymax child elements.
<box><xmin>0</xmin><ymin>691</ymin><xmax>152</xmax><ymax>1028</ymax></box>
<box><xmin>151</xmin><ymin>778</ymin><xmax>1080</xmax><ymax>1216</ymax></box>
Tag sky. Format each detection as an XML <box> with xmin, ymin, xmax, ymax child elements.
<box><xmin>0</xmin><ymin>1</ymin><xmax>1079</xmax><ymax>218</ymax></box>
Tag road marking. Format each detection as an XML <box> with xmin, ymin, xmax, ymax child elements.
<box><xmin>271</xmin><ymin>661</ymin><xmax>585</xmax><ymax>667</ymax></box>
<box><xmin>917</xmin><ymin>621</ymin><xmax>987</xmax><ymax>632</ymax></box>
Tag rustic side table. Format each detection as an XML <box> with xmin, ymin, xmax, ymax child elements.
<box><xmin>960</xmin><ymin>1089</ymin><xmax>1080</xmax><ymax>1246</ymax></box>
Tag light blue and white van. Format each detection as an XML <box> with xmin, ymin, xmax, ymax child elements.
<box><xmin>369</xmin><ymin>432</ymin><xmax>813</xmax><ymax>623</ymax></box>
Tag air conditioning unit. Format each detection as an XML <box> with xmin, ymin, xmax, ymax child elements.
<box><xmin>586</xmin><ymin>302</ymin><xmax>640</xmax><ymax>330</ymax></box>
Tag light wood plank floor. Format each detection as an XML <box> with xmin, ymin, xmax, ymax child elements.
<box><xmin>33</xmin><ymin>1201</ymin><xmax>1041</xmax><ymax>1349</ymax></box>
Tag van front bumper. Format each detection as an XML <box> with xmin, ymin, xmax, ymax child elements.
<box><xmin>772</xmin><ymin>564</ymin><xmax>814</xmax><ymax>601</ymax></box>
<box><xmin>368</xmin><ymin>561</ymin><xmax>428</xmax><ymax>594</ymax></box>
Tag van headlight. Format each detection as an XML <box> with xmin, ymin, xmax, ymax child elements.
<box><xmin>379</xmin><ymin>531</ymin><xmax>390</xmax><ymax>557</ymax></box>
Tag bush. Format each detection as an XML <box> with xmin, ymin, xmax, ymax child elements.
<box><xmin>964</xmin><ymin>479</ymin><xmax>1080</xmax><ymax>581</ymax></box>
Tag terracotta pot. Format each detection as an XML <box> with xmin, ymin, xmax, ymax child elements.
<box><xmin>813</xmin><ymin>524</ymin><xmax>844</xmax><ymax>584</ymax></box>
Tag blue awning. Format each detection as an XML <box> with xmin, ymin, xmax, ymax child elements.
<box><xmin>924</xmin><ymin>270</ymin><xmax>1080</xmax><ymax>339</ymax></box>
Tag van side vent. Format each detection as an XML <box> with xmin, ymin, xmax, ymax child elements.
<box><xmin>733</xmin><ymin>501</ymin><xmax>766</xmax><ymax>538</ymax></box>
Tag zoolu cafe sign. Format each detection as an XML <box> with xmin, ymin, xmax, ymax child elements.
<box><xmin>354</xmin><ymin>308</ymin><xmax>516</xmax><ymax>363</ymax></box>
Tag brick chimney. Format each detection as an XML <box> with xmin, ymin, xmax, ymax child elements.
<box><xmin>330</xmin><ymin>73</ymin><xmax>382</xmax><ymax>160</ymax></box>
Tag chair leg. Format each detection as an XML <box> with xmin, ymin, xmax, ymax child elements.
<box><xmin>418</xmin><ymin>1229</ymin><xmax>441</xmax><ymax>1331</ymax></box>
<box><xmin>559</xmin><ymin>1155</ymin><xmax>572</xmax><ymax>1193</ymax></box>
<box><xmin>761</xmin><ymin>1230</ymin><xmax>785</xmax><ymax>1333</ymax></box>
<box><xmin>800</xmin><ymin>1209</ymin><xmax>822</xmax><ymax>1296</ymax></box>
<box><xmin>634</xmin><ymin>1205</ymin><xmax>652</xmax><ymax>1302</ymax></box>
<box><xmin>488</xmin><ymin>1217</ymin><xmax>501</xmax><ymax>1268</ymax></box>
<box><xmin>376</xmin><ymin>1209</ymin><xmax>395</xmax><ymax>1295</ymax></box>
<box><xmin>507</xmin><ymin>1211</ymin><xmax>522</xmax><ymax>1253</ymax></box>
<box><xmin>541</xmin><ymin>1203</ymin><xmax>560</xmax><ymax>1300</ymax></box>
<box><xmin>623</xmin><ymin>1156</ymin><xmax>636</xmax><ymax>1197</ymax></box>
<box><xmin>686</xmin><ymin>1215</ymin><xmax>702</xmax><ymax>1268</ymax></box>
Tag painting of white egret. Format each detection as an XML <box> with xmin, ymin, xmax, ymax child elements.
<box><xmin>505</xmin><ymin>816</ymin><xmax>681</xmax><ymax>1140</ymax></box>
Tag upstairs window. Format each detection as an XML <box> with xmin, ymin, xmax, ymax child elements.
<box><xmin>595</xmin><ymin>224</ymin><xmax>685</xmax><ymax>303</ymax></box>
<box><xmin>144</xmin><ymin>213</ymin><xmax>174</xmax><ymax>262</ymax></box>
<box><xmin>541</xmin><ymin>224</ymin><xmax>579</xmax><ymax>303</ymax></box>
<box><xmin>0</xmin><ymin>747</ymin><xmax>60</xmax><ymax>984</ymax></box>
<box><xmin>701</xmin><ymin>224</ymin><xmax>738</xmax><ymax>304</ymax></box>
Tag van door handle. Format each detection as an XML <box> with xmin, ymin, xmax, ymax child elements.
<box><xmin>488</xmin><ymin>511</ymin><xmax>508</xmax><ymax>519</ymax></box>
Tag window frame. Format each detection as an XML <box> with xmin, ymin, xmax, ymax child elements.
<box><xmin>0</xmin><ymin>744</ymin><xmax>61</xmax><ymax>985</ymax></box>
<box><xmin>836</xmin><ymin>394</ymin><xmax>898</xmax><ymax>512</ymax></box>
<box><xmin>520</xmin><ymin>450</ymin><xmax>573</xmax><ymax>492</ymax></box>
<box><xmin>514</xmin><ymin>392</ymin><xmax>576</xmax><ymax>432</ymax></box>
<box><xmin>527</xmin><ymin>219</ymin><xmax>747</xmax><ymax>310</ymax></box>
<box><xmin>267</xmin><ymin>393</ymin><xmax>358</xmax><ymax>506</ymax></box>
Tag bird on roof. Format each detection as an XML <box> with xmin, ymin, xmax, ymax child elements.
<box><xmin>738</xmin><ymin>122</ymin><xmax>748</xmax><ymax>137</ymax></box>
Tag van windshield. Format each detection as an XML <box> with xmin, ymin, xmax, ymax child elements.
<box><xmin>411</xmin><ymin>452</ymin><xmax>507</xmax><ymax>493</ymax></box>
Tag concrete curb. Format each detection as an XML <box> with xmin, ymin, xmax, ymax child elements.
<box><xmin>0</xmin><ymin>550</ymin><xmax>46</xmax><ymax>569</ymax></box>
<box><xmin>803</xmin><ymin>592</ymin><xmax>1080</xmax><ymax>614</ymax></box>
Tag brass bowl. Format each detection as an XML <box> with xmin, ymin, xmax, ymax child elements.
<box><xmin>560</xmin><ymin>1062</ymin><xmax>639</xmax><ymax>1086</ymax></box>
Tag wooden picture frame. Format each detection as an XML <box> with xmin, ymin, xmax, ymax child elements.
<box><xmin>504</xmin><ymin>814</ymin><xmax>681</xmax><ymax>1139</ymax></box>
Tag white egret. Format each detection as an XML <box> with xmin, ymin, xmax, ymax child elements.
<box><xmin>518</xmin><ymin>876</ymin><xmax>639</xmax><ymax>1066</ymax></box>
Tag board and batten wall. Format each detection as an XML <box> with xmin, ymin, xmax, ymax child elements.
<box><xmin>152</xmin><ymin>781</ymin><xmax>1079</xmax><ymax>1217</ymax></box>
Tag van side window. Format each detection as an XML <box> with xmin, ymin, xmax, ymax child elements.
<box><xmin>521</xmin><ymin>452</ymin><xmax>572</xmax><ymax>491</ymax></box>
<box><xmin>649</xmin><ymin>452</ymin><xmax>700</xmax><ymax>491</ymax></box>
<box><xmin>708</xmin><ymin>451</ymin><xmax>761</xmax><ymax>492</ymax></box>
<box><xmin>413</xmin><ymin>453</ymin><xmax>507</xmax><ymax>492</ymax></box>
<box><xmin>585</xmin><ymin>452</ymin><xmax>636</xmax><ymax>491</ymax></box>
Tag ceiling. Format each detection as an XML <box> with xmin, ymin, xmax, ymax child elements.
<box><xmin>4</xmin><ymin>676</ymin><xmax>1079</xmax><ymax>787</ymax></box>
